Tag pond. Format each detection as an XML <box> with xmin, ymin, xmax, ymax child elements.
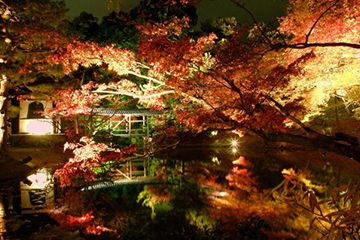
<box><xmin>3</xmin><ymin>134</ymin><xmax>360</xmax><ymax>239</ymax></box>
<box><xmin>154</xmin><ymin>145</ymin><xmax>288</xmax><ymax>189</ymax></box>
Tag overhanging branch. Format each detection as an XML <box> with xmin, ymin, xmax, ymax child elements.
<box><xmin>93</xmin><ymin>89</ymin><xmax>174</xmax><ymax>99</ymax></box>
<box><xmin>275</xmin><ymin>42</ymin><xmax>360</xmax><ymax>50</ymax></box>
<box><xmin>124</xmin><ymin>70</ymin><xmax>166</xmax><ymax>85</ymax></box>
<box><xmin>305</xmin><ymin>0</ymin><xmax>340</xmax><ymax>44</ymax></box>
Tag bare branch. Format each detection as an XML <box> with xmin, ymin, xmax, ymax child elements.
<box><xmin>180</xmin><ymin>92</ymin><xmax>213</xmax><ymax>110</ymax></box>
<box><xmin>221</xmin><ymin>74</ymin><xmax>252</xmax><ymax>115</ymax></box>
<box><xmin>230</xmin><ymin>0</ymin><xmax>273</xmax><ymax>46</ymax></box>
<box><xmin>209</xmin><ymin>74</ymin><xmax>232</xmax><ymax>90</ymax></box>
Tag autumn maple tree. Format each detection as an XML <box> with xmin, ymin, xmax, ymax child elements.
<box><xmin>0</xmin><ymin>0</ymin><xmax>71</xmax><ymax>156</ymax></box>
<box><xmin>46</xmin><ymin>0</ymin><xmax>360</xmax><ymax>162</ymax></box>
<box><xmin>130</xmin><ymin>0</ymin><xmax>360</xmax><ymax>161</ymax></box>
<box><xmin>1</xmin><ymin>0</ymin><xmax>360</xmax><ymax>238</ymax></box>
<box><xmin>4</xmin><ymin>0</ymin><xmax>360</xmax><ymax>183</ymax></box>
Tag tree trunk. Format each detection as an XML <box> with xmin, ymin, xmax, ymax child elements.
<box><xmin>261</xmin><ymin>96</ymin><xmax>360</xmax><ymax>162</ymax></box>
<box><xmin>0</xmin><ymin>75</ymin><xmax>9</xmax><ymax>155</ymax></box>
<box><xmin>266</xmin><ymin>132</ymin><xmax>360</xmax><ymax>162</ymax></box>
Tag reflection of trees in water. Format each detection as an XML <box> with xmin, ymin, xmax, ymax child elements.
<box><xmin>154</xmin><ymin>147</ymin><xmax>292</xmax><ymax>189</ymax></box>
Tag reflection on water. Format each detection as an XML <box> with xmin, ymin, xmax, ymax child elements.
<box><xmin>26</xmin><ymin>169</ymin><xmax>52</xmax><ymax>189</ymax></box>
<box><xmin>1</xmin><ymin>168</ymin><xmax>55</xmax><ymax>239</ymax></box>
<box><xmin>154</xmin><ymin>146</ymin><xmax>292</xmax><ymax>189</ymax></box>
<box><xmin>4</xmin><ymin>141</ymin><xmax>358</xmax><ymax>239</ymax></box>
<box><xmin>20</xmin><ymin>168</ymin><xmax>54</xmax><ymax>214</ymax></box>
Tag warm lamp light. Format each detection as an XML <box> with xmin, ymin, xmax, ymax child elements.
<box><xmin>217</xmin><ymin>191</ymin><xmax>229</xmax><ymax>197</ymax></box>
<box><xmin>23</xmin><ymin>119</ymin><xmax>53</xmax><ymax>134</ymax></box>
<box><xmin>230</xmin><ymin>139</ymin><xmax>238</xmax><ymax>154</ymax></box>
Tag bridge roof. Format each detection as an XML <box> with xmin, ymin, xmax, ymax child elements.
<box><xmin>93</xmin><ymin>108</ymin><xmax>162</xmax><ymax>116</ymax></box>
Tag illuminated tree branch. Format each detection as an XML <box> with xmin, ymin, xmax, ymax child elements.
<box><xmin>305</xmin><ymin>0</ymin><xmax>340</xmax><ymax>44</ymax></box>
<box><xmin>266</xmin><ymin>96</ymin><xmax>320</xmax><ymax>135</ymax></box>
<box><xmin>124</xmin><ymin>70</ymin><xmax>166</xmax><ymax>85</ymax></box>
<box><xmin>231</xmin><ymin>0</ymin><xmax>360</xmax><ymax>50</ymax></box>
<box><xmin>93</xmin><ymin>89</ymin><xmax>174</xmax><ymax>99</ymax></box>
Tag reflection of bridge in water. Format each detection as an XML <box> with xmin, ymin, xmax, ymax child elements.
<box><xmin>83</xmin><ymin>155</ymin><xmax>160</xmax><ymax>191</ymax></box>
<box><xmin>91</xmin><ymin>108</ymin><xmax>163</xmax><ymax>189</ymax></box>
<box><xmin>0</xmin><ymin>109</ymin><xmax>163</xmax><ymax>238</ymax></box>
<box><xmin>2</xmin><ymin>109</ymin><xmax>163</xmax><ymax>216</ymax></box>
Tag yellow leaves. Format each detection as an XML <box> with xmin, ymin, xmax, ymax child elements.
<box><xmin>306</xmin><ymin>190</ymin><xmax>322</xmax><ymax>213</ymax></box>
<box><xmin>211</xmin><ymin>156</ymin><xmax>220</xmax><ymax>165</ymax></box>
<box><xmin>284</xmin><ymin>46</ymin><xmax>360</xmax><ymax>120</ymax></box>
<box><xmin>275</xmin><ymin>0</ymin><xmax>360</xmax><ymax>121</ymax></box>
<box><xmin>281</xmin><ymin>168</ymin><xmax>314</xmax><ymax>188</ymax></box>
<box><xmin>277</xmin><ymin>167</ymin><xmax>360</xmax><ymax>239</ymax></box>
<box><xmin>49</xmin><ymin>41</ymin><xmax>137</xmax><ymax>76</ymax></box>
<box><xmin>281</xmin><ymin>168</ymin><xmax>295</xmax><ymax>176</ymax></box>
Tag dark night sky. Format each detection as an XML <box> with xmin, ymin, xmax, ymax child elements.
<box><xmin>65</xmin><ymin>0</ymin><xmax>288</xmax><ymax>24</ymax></box>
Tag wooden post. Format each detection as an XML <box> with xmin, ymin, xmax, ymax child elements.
<box><xmin>75</xmin><ymin>117</ymin><xmax>79</xmax><ymax>135</ymax></box>
<box><xmin>142</xmin><ymin>115</ymin><xmax>146</xmax><ymax>136</ymax></box>
<box><xmin>109</xmin><ymin>118</ymin><xmax>112</xmax><ymax>134</ymax></box>
<box><xmin>129</xmin><ymin>159</ymin><xmax>132</xmax><ymax>179</ymax></box>
<box><xmin>146</xmin><ymin>116</ymin><xmax>149</xmax><ymax>140</ymax></box>
<box><xmin>128</xmin><ymin>115</ymin><xmax>132</xmax><ymax>137</ymax></box>
<box><xmin>125</xmin><ymin>116</ymin><xmax>128</xmax><ymax>136</ymax></box>
<box><xmin>146</xmin><ymin>116</ymin><xmax>151</xmax><ymax>176</ymax></box>
<box><xmin>142</xmin><ymin>115</ymin><xmax>146</xmax><ymax>156</ymax></box>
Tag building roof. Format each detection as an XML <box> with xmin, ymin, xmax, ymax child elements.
<box><xmin>92</xmin><ymin>108</ymin><xmax>162</xmax><ymax>116</ymax></box>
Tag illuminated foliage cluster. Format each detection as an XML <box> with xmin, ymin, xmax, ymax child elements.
<box><xmin>54</xmin><ymin>136</ymin><xmax>136</xmax><ymax>187</ymax></box>
<box><xmin>42</xmin><ymin>3</ymin><xmax>360</xmax><ymax>216</ymax></box>
<box><xmin>50</xmin><ymin>189</ymin><xmax>121</xmax><ymax>237</ymax></box>
<box><xmin>48</xmin><ymin>82</ymin><xmax>101</xmax><ymax>116</ymax></box>
<box><xmin>0</xmin><ymin>0</ymin><xmax>70</xmax><ymax>85</ymax></box>
<box><xmin>277</xmin><ymin>0</ymin><xmax>360</xmax><ymax>120</ymax></box>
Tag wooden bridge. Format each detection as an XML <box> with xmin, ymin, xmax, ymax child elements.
<box><xmin>92</xmin><ymin>108</ymin><xmax>162</xmax><ymax>138</ymax></box>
